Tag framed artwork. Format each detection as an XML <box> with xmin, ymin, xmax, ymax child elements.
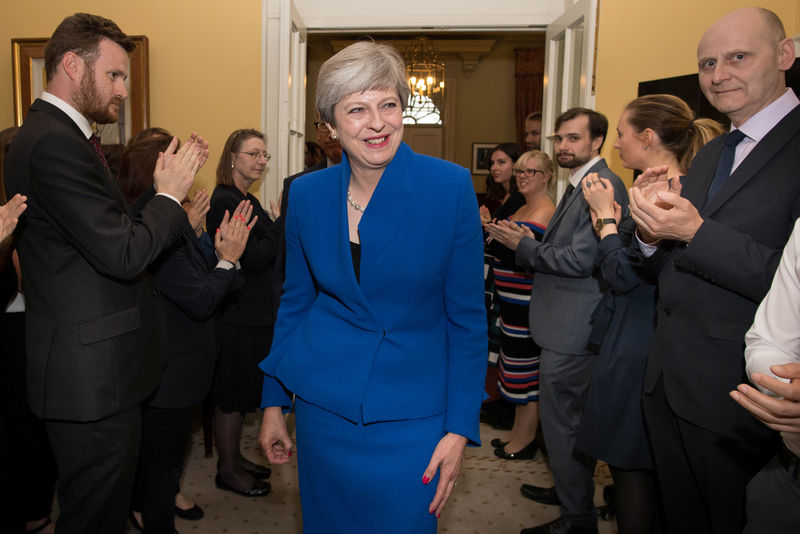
<box><xmin>12</xmin><ymin>36</ymin><xmax>150</xmax><ymax>144</ymax></box>
<box><xmin>472</xmin><ymin>142</ymin><xmax>497</xmax><ymax>174</ymax></box>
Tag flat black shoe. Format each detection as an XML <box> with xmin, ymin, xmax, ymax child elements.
<box><xmin>174</xmin><ymin>503</ymin><xmax>204</xmax><ymax>520</ymax></box>
<box><xmin>248</xmin><ymin>465</ymin><xmax>272</xmax><ymax>479</ymax></box>
<box><xmin>494</xmin><ymin>440</ymin><xmax>538</xmax><ymax>460</ymax></box>
<box><xmin>490</xmin><ymin>438</ymin><xmax>508</xmax><ymax>448</ymax></box>
<box><xmin>520</xmin><ymin>484</ymin><xmax>561</xmax><ymax>505</ymax></box>
<box><xmin>215</xmin><ymin>474</ymin><xmax>271</xmax><ymax>497</ymax></box>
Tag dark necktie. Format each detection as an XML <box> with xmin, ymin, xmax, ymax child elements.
<box><xmin>706</xmin><ymin>129</ymin><xmax>746</xmax><ymax>203</ymax></box>
<box><xmin>88</xmin><ymin>134</ymin><xmax>111</xmax><ymax>176</ymax></box>
<box><xmin>555</xmin><ymin>183</ymin><xmax>575</xmax><ymax>215</ymax></box>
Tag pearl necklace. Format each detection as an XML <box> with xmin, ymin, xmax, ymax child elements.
<box><xmin>346</xmin><ymin>190</ymin><xmax>365</xmax><ymax>212</ymax></box>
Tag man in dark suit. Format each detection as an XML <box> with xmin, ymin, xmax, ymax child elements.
<box><xmin>271</xmin><ymin>111</ymin><xmax>343</xmax><ymax>308</ymax></box>
<box><xmin>629</xmin><ymin>7</ymin><xmax>799</xmax><ymax>533</ymax></box>
<box><xmin>487</xmin><ymin>108</ymin><xmax>628</xmax><ymax>534</ymax></box>
<box><xmin>4</xmin><ymin>13</ymin><xmax>207</xmax><ymax>533</ymax></box>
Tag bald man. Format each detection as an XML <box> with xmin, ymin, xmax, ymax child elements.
<box><xmin>628</xmin><ymin>7</ymin><xmax>799</xmax><ymax>533</ymax></box>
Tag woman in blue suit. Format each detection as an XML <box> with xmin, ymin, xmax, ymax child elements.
<box><xmin>258</xmin><ymin>42</ymin><xmax>487</xmax><ymax>533</ymax></box>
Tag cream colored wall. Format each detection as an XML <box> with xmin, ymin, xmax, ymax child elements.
<box><xmin>0</xmin><ymin>1</ymin><xmax>264</xmax><ymax>195</ymax></box>
<box><xmin>595</xmin><ymin>0</ymin><xmax>800</xmax><ymax>185</ymax></box>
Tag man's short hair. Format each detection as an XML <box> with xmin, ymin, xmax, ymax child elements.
<box><xmin>554</xmin><ymin>107</ymin><xmax>608</xmax><ymax>151</ymax></box>
<box><xmin>525</xmin><ymin>111</ymin><xmax>542</xmax><ymax>123</ymax></box>
<box><xmin>44</xmin><ymin>13</ymin><xmax>134</xmax><ymax>79</ymax></box>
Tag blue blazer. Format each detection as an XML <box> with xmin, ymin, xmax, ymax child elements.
<box><xmin>260</xmin><ymin>143</ymin><xmax>487</xmax><ymax>443</ymax></box>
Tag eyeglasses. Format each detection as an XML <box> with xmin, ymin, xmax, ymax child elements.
<box><xmin>313</xmin><ymin>121</ymin><xmax>330</xmax><ymax>133</ymax></box>
<box><xmin>513</xmin><ymin>168</ymin><xmax>546</xmax><ymax>177</ymax></box>
<box><xmin>238</xmin><ymin>150</ymin><xmax>271</xmax><ymax>161</ymax></box>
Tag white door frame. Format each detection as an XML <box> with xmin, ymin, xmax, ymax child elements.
<box><xmin>262</xmin><ymin>0</ymin><xmax>307</xmax><ymax>205</ymax></box>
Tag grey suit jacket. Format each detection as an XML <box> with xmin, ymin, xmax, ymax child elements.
<box><xmin>516</xmin><ymin>158</ymin><xmax>627</xmax><ymax>355</ymax></box>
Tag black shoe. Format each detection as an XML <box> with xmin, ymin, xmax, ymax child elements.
<box><xmin>174</xmin><ymin>503</ymin><xmax>204</xmax><ymax>520</ymax></box>
<box><xmin>494</xmin><ymin>440</ymin><xmax>538</xmax><ymax>460</ymax></box>
<box><xmin>520</xmin><ymin>516</ymin><xmax>598</xmax><ymax>534</ymax></box>
<box><xmin>248</xmin><ymin>465</ymin><xmax>272</xmax><ymax>479</ymax></box>
<box><xmin>490</xmin><ymin>438</ymin><xmax>508</xmax><ymax>448</ymax></box>
<box><xmin>520</xmin><ymin>484</ymin><xmax>561</xmax><ymax>505</ymax></box>
<box><xmin>215</xmin><ymin>474</ymin><xmax>271</xmax><ymax>497</ymax></box>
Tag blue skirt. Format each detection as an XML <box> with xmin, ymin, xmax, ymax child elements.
<box><xmin>294</xmin><ymin>397</ymin><xmax>443</xmax><ymax>533</ymax></box>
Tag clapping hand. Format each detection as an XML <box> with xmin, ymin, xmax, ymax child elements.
<box><xmin>485</xmin><ymin>219</ymin><xmax>535</xmax><ymax>250</ymax></box>
<box><xmin>183</xmin><ymin>189</ymin><xmax>210</xmax><ymax>237</ymax></box>
<box><xmin>629</xmin><ymin>165</ymin><xmax>701</xmax><ymax>243</ymax></box>
<box><xmin>215</xmin><ymin>200</ymin><xmax>257</xmax><ymax>264</ymax></box>
<box><xmin>731</xmin><ymin>363</ymin><xmax>800</xmax><ymax>434</ymax></box>
<box><xmin>154</xmin><ymin>133</ymin><xmax>210</xmax><ymax>202</ymax></box>
<box><xmin>0</xmin><ymin>194</ymin><xmax>27</xmax><ymax>242</ymax></box>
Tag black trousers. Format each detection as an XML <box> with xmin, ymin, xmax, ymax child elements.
<box><xmin>133</xmin><ymin>404</ymin><xmax>194</xmax><ymax>534</ymax></box>
<box><xmin>643</xmin><ymin>376</ymin><xmax>775</xmax><ymax>534</ymax></box>
<box><xmin>45</xmin><ymin>404</ymin><xmax>141</xmax><ymax>534</ymax></box>
<box><xmin>0</xmin><ymin>311</ymin><xmax>57</xmax><ymax>530</ymax></box>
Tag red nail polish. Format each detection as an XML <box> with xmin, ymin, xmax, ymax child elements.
<box><xmin>422</xmin><ymin>475</ymin><xmax>430</xmax><ymax>484</ymax></box>
<box><xmin>247</xmin><ymin>225</ymin><xmax>251</xmax><ymax>230</ymax></box>
<box><xmin>216</xmin><ymin>228</ymin><xmax>220</xmax><ymax>233</ymax></box>
<box><xmin>436</xmin><ymin>512</ymin><xmax>441</xmax><ymax>519</ymax></box>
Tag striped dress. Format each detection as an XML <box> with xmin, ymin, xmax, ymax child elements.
<box><xmin>487</xmin><ymin>220</ymin><xmax>545</xmax><ymax>403</ymax></box>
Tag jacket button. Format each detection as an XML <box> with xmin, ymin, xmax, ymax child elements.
<box><xmin>663</xmin><ymin>308</ymin><xmax>672</xmax><ymax>317</ymax></box>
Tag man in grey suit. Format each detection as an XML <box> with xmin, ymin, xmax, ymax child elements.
<box><xmin>487</xmin><ymin>107</ymin><xmax>627</xmax><ymax>534</ymax></box>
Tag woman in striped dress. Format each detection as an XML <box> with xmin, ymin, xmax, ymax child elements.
<box><xmin>486</xmin><ymin>150</ymin><xmax>555</xmax><ymax>459</ymax></box>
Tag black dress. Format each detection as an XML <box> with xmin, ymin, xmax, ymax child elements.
<box><xmin>575</xmin><ymin>217</ymin><xmax>657</xmax><ymax>469</ymax></box>
<box><xmin>207</xmin><ymin>185</ymin><xmax>280</xmax><ymax>412</ymax></box>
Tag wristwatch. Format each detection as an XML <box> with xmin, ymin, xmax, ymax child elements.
<box><xmin>594</xmin><ymin>218</ymin><xmax>617</xmax><ymax>232</ymax></box>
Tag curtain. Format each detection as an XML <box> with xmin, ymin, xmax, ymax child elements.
<box><xmin>515</xmin><ymin>48</ymin><xmax>545</xmax><ymax>148</ymax></box>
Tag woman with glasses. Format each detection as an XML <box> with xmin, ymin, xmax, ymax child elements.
<box><xmin>206</xmin><ymin>129</ymin><xmax>280</xmax><ymax>497</ymax></box>
<box><xmin>485</xmin><ymin>150</ymin><xmax>555</xmax><ymax>460</ymax></box>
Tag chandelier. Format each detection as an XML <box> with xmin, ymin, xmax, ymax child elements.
<box><xmin>405</xmin><ymin>37</ymin><xmax>445</xmax><ymax>115</ymax></box>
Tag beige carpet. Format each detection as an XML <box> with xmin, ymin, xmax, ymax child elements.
<box><xmin>127</xmin><ymin>413</ymin><xmax>618</xmax><ymax>534</ymax></box>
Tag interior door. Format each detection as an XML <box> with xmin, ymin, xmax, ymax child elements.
<box><xmin>262</xmin><ymin>0</ymin><xmax>307</xmax><ymax>207</ymax></box>
<box><xmin>541</xmin><ymin>0</ymin><xmax>598</xmax><ymax>199</ymax></box>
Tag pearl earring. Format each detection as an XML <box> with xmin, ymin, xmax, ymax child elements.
<box><xmin>331</xmin><ymin>134</ymin><xmax>338</xmax><ymax>140</ymax></box>
<box><xmin>231</xmin><ymin>163</ymin><xmax>234</xmax><ymax>168</ymax></box>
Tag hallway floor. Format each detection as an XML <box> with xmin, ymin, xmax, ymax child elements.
<box><xmin>123</xmin><ymin>413</ymin><xmax>618</xmax><ymax>534</ymax></box>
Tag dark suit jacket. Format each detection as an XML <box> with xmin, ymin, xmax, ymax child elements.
<box><xmin>148</xmin><ymin>221</ymin><xmax>244</xmax><ymax>408</ymax></box>
<box><xmin>4</xmin><ymin>98</ymin><xmax>186</xmax><ymax>421</ymax></box>
<box><xmin>644</xmin><ymin>104</ymin><xmax>800</xmax><ymax>442</ymax></box>
<box><xmin>206</xmin><ymin>184</ymin><xmax>280</xmax><ymax>326</ymax></box>
<box><xmin>516</xmin><ymin>158</ymin><xmax>628</xmax><ymax>355</ymax></box>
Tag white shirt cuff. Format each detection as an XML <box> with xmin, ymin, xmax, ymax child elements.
<box><xmin>156</xmin><ymin>192</ymin><xmax>182</xmax><ymax>206</ymax></box>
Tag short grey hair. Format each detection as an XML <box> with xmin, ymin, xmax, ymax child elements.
<box><xmin>316</xmin><ymin>41</ymin><xmax>411</xmax><ymax>126</ymax></box>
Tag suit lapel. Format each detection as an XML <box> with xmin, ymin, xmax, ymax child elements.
<box><xmin>544</xmin><ymin>158</ymin><xmax>607</xmax><ymax>239</ymax></box>
<box><xmin>34</xmin><ymin>99</ymin><xmax>132</xmax><ymax>216</ymax></box>
<box><xmin>701</xmin><ymin>106</ymin><xmax>800</xmax><ymax>216</ymax></box>
<box><xmin>357</xmin><ymin>143</ymin><xmax>416</xmax><ymax>267</ymax></box>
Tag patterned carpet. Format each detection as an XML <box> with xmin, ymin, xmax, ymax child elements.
<box><xmin>124</xmin><ymin>413</ymin><xmax>618</xmax><ymax>534</ymax></box>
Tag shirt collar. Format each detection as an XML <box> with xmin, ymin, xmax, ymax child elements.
<box><xmin>735</xmin><ymin>88</ymin><xmax>800</xmax><ymax>142</ymax></box>
<box><xmin>568</xmin><ymin>155</ymin><xmax>602</xmax><ymax>187</ymax></box>
<box><xmin>40</xmin><ymin>91</ymin><xmax>94</xmax><ymax>140</ymax></box>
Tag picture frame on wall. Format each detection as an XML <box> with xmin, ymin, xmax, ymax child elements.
<box><xmin>12</xmin><ymin>35</ymin><xmax>150</xmax><ymax>144</ymax></box>
<box><xmin>472</xmin><ymin>143</ymin><xmax>497</xmax><ymax>175</ymax></box>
